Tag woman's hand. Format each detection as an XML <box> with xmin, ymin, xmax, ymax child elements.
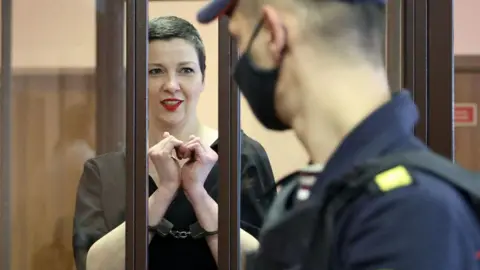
<box><xmin>148</xmin><ymin>132</ymin><xmax>183</xmax><ymax>193</ymax></box>
<box><xmin>180</xmin><ymin>135</ymin><xmax>218</xmax><ymax>196</ymax></box>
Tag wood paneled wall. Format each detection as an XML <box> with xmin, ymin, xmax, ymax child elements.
<box><xmin>9</xmin><ymin>70</ymin><xmax>96</xmax><ymax>270</ymax></box>
<box><xmin>455</xmin><ymin>56</ymin><xmax>480</xmax><ymax>170</ymax></box>
<box><xmin>5</xmin><ymin>59</ymin><xmax>477</xmax><ymax>270</ymax></box>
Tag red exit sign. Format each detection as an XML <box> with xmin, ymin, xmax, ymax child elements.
<box><xmin>455</xmin><ymin>103</ymin><xmax>477</xmax><ymax>127</ymax></box>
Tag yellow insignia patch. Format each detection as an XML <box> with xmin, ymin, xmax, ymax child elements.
<box><xmin>374</xmin><ymin>165</ymin><xmax>412</xmax><ymax>192</ymax></box>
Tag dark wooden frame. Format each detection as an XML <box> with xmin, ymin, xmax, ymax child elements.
<box><xmin>125</xmin><ymin>0</ymin><xmax>149</xmax><ymax>269</ymax></box>
<box><xmin>403</xmin><ymin>0</ymin><xmax>428</xmax><ymax>143</ymax></box>
<box><xmin>402</xmin><ymin>0</ymin><xmax>454</xmax><ymax>159</ymax></box>
<box><xmin>386</xmin><ymin>0</ymin><xmax>403</xmax><ymax>91</ymax></box>
<box><xmin>96</xmin><ymin>0</ymin><xmax>126</xmax><ymax>155</ymax></box>
<box><xmin>0</xmin><ymin>0</ymin><xmax>13</xmax><ymax>268</ymax></box>
<box><xmin>217</xmin><ymin>16</ymin><xmax>241</xmax><ymax>270</ymax></box>
<box><xmin>427</xmin><ymin>0</ymin><xmax>454</xmax><ymax>159</ymax></box>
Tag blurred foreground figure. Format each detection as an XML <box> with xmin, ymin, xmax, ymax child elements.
<box><xmin>197</xmin><ymin>0</ymin><xmax>480</xmax><ymax>269</ymax></box>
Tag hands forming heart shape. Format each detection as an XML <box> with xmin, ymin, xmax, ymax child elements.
<box><xmin>148</xmin><ymin>132</ymin><xmax>218</xmax><ymax>194</ymax></box>
<box><xmin>172</xmin><ymin>139</ymin><xmax>196</xmax><ymax>163</ymax></box>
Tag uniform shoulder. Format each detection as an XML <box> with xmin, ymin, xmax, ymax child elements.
<box><xmin>352</xmin><ymin>168</ymin><xmax>477</xmax><ymax>234</ymax></box>
<box><xmin>409</xmin><ymin>169</ymin><xmax>473</xmax><ymax>212</ymax></box>
<box><xmin>343</xmin><ymin>170</ymin><xmax>480</xmax><ymax>269</ymax></box>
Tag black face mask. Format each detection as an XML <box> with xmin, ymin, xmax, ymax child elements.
<box><xmin>233</xmin><ymin>19</ymin><xmax>290</xmax><ymax>131</ymax></box>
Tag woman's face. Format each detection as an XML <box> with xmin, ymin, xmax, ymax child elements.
<box><xmin>148</xmin><ymin>38</ymin><xmax>204</xmax><ymax>127</ymax></box>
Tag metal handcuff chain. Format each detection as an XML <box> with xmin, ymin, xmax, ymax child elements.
<box><xmin>148</xmin><ymin>218</ymin><xmax>218</xmax><ymax>240</ymax></box>
<box><xmin>149</xmin><ymin>151</ymin><xmax>218</xmax><ymax>239</ymax></box>
<box><xmin>169</xmin><ymin>229</ymin><xmax>191</xmax><ymax>239</ymax></box>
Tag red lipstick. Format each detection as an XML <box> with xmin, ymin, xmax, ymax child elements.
<box><xmin>161</xmin><ymin>98</ymin><xmax>183</xmax><ymax>112</ymax></box>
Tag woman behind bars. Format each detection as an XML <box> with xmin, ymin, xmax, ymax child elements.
<box><xmin>72</xmin><ymin>16</ymin><xmax>276</xmax><ymax>270</ymax></box>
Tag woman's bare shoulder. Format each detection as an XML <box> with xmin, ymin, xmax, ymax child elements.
<box><xmin>201</xmin><ymin>126</ymin><xmax>219</xmax><ymax>147</ymax></box>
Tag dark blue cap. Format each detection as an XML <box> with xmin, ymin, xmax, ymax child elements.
<box><xmin>197</xmin><ymin>0</ymin><xmax>386</xmax><ymax>24</ymax></box>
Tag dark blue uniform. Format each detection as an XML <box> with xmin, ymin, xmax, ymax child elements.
<box><xmin>256</xmin><ymin>92</ymin><xmax>480</xmax><ymax>270</ymax></box>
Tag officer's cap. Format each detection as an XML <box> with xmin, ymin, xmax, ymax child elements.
<box><xmin>197</xmin><ymin>0</ymin><xmax>387</xmax><ymax>24</ymax></box>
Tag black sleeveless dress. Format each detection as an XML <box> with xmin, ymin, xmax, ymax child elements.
<box><xmin>148</xmin><ymin>135</ymin><xmax>275</xmax><ymax>270</ymax></box>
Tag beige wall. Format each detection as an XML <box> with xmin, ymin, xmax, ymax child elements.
<box><xmin>12</xmin><ymin>0</ymin><xmax>480</xmax><ymax>64</ymax></box>
<box><xmin>454</xmin><ymin>0</ymin><xmax>480</xmax><ymax>55</ymax></box>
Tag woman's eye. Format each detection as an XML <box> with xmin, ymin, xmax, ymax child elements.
<box><xmin>148</xmin><ymin>68</ymin><xmax>163</xmax><ymax>75</ymax></box>
<box><xmin>180</xmin><ymin>67</ymin><xmax>194</xmax><ymax>74</ymax></box>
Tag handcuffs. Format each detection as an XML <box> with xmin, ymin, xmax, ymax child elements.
<box><xmin>148</xmin><ymin>218</ymin><xmax>218</xmax><ymax>239</ymax></box>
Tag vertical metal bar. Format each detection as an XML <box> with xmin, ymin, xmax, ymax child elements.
<box><xmin>386</xmin><ymin>0</ymin><xmax>404</xmax><ymax>91</ymax></box>
<box><xmin>133</xmin><ymin>4</ymin><xmax>149</xmax><ymax>268</ymax></box>
<box><xmin>0</xmin><ymin>0</ymin><xmax>12</xmax><ymax>267</ymax></box>
<box><xmin>403</xmin><ymin>0</ymin><xmax>429</xmax><ymax>143</ymax></box>
<box><xmin>412</xmin><ymin>0</ymin><xmax>428</xmax><ymax>143</ymax></box>
<box><xmin>96</xmin><ymin>0</ymin><xmax>126</xmax><ymax>154</ymax></box>
<box><xmin>403</xmin><ymin>0</ymin><xmax>415</xmax><ymax>91</ymax></box>
<box><xmin>125</xmin><ymin>0</ymin><xmax>149</xmax><ymax>269</ymax></box>
<box><xmin>229</xmin><ymin>30</ymin><xmax>240</xmax><ymax>270</ymax></box>
<box><xmin>218</xmin><ymin>16</ymin><xmax>241</xmax><ymax>270</ymax></box>
<box><xmin>125</xmin><ymin>0</ymin><xmax>137</xmax><ymax>265</ymax></box>
<box><xmin>426</xmin><ymin>0</ymin><xmax>454</xmax><ymax>159</ymax></box>
<box><xmin>218</xmin><ymin>16</ymin><xmax>232</xmax><ymax>270</ymax></box>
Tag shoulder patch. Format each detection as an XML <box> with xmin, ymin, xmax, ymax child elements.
<box><xmin>374</xmin><ymin>165</ymin><xmax>412</xmax><ymax>192</ymax></box>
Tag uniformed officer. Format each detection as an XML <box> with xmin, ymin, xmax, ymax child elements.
<box><xmin>196</xmin><ymin>0</ymin><xmax>480</xmax><ymax>269</ymax></box>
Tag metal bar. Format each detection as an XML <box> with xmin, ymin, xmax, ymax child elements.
<box><xmin>0</xmin><ymin>0</ymin><xmax>13</xmax><ymax>267</ymax></box>
<box><xmin>402</xmin><ymin>0</ymin><xmax>415</xmax><ymax>91</ymax></box>
<box><xmin>218</xmin><ymin>16</ymin><xmax>232</xmax><ymax>270</ymax></box>
<box><xmin>386</xmin><ymin>0</ymin><xmax>404</xmax><ymax>91</ymax></box>
<box><xmin>125</xmin><ymin>0</ymin><xmax>137</xmax><ymax>264</ymax></box>
<box><xmin>133</xmin><ymin>0</ymin><xmax>149</xmax><ymax>264</ymax></box>
<box><xmin>132</xmin><ymin>3</ymin><xmax>149</xmax><ymax>267</ymax></box>
<box><xmin>125</xmin><ymin>0</ymin><xmax>149</xmax><ymax>269</ymax></box>
<box><xmin>228</xmin><ymin>30</ymin><xmax>240</xmax><ymax>270</ymax></box>
<box><xmin>403</xmin><ymin>0</ymin><xmax>429</xmax><ymax>143</ymax></box>
<box><xmin>412</xmin><ymin>0</ymin><xmax>428</xmax><ymax>143</ymax></box>
<box><xmin>95</xmin><ymin>0</ymin><xmax>126</xmax><ymax>154</ymax></box>
<box><xmin>426</xmin><ymin>0</ymin><xmax>454</xmax><ymax>159</ymax></box>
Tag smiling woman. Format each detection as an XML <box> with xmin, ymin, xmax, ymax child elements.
<box><xmin>147</xmin><ymin>16</ymin><xmax>207</xmax><ymax>131</ymax></box>
<box><xmin>72</xmin><ymin>16</ymin><xmax>276</xmax><ymax>270</ymax></box>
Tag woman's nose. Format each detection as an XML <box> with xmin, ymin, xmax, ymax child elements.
<box><xmin>163</xmin><ymin>76</ymin><xmax>180</xmax><ymax>93</ymax></box>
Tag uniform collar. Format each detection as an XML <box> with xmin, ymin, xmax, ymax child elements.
<box><xmin>300</xmin><ymin>163</ymin><xmax>324</xmax><ymax>174</ymax></box>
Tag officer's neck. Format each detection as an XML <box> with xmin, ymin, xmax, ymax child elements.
<box><xmin>291</xmin><ymin>60</ymin><xmax>391</xmax><ymax>165</ymax></box>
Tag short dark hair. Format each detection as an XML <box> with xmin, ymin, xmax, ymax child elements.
<box><xmin>238</xmin><ymin>0</ymin><xmax>385</xmax><ymax>65</ymax></box>
<box><xmin>308</xmin><ymin>2</ymin><xmax>385</xmax><ymax>65</ymax></box>
<box><xmin>148</xmin><ymin>16</ymin><xmax>207</xmax><ymax>76</ymax></box>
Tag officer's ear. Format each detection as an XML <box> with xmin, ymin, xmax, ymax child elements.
<box><xmin>262</xmin><ymin>5</ymin><xmax>286</xmax><ymax>64</ymax></box>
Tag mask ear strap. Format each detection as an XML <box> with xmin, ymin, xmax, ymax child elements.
<box><xmin>244</xmin><ymin>18</ymin><xmax>265</xmax><ymax>53</ymax></box>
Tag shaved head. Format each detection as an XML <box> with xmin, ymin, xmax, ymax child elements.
<box><xmin>236</xmin><ymin>0</ymin><xmax>385</xmax><ymax>65</ymax></box>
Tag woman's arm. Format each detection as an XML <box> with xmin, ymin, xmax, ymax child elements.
<box><xmin>185</xmin><ymin>187</ymin><xmax>260</xmax><ymax>265</ymax></box>
<box><xmin>179</xmin><ymin>134</ymin><xmax>275</xmax><ymax>265</ymax></box>
<box><xmin>73</xmin><ymin>160</ymin><xmax>109</xmax><ymax>270</ymax></box>
<box><xmin>185</xmin><ymin>188</ymin><xmax>219</xmax><ymax>262</ymax></box>
<box><xmin>81</xmin><ymin>135</ymin><xmax>184</xmax><ymax>270</ymax></box>
<box><xmin>86</xmin><ymin>186</ymin><xmax>176</xmax><ymax>270</ymax></box>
